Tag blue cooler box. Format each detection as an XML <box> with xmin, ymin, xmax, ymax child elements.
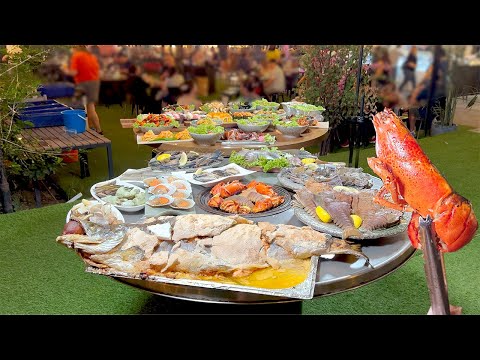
<box><xmin>37</xmin><ymin>82</ymin><xmax>75</xmax><ymax>99</ymax></box>
<box><xmin>17</xmin><ymin>100</ymin><xmax>72</xmax><ymax>127</ymax></box>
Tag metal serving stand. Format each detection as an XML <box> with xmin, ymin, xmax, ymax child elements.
<box><xmin>117</xmin><ymin>172</ymin><xmax>415</xmax><ymax>306</ymax></box>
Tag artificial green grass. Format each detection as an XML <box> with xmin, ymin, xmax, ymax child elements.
<box><xmin>1</xmin><ymin>106</ymin><xmax>479</xmax><ymax>314</ymax></box>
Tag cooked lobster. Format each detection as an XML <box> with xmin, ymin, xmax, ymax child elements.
<box><xmin>367</xmin><ymin>109</ymin><xmax>478</xmax><ymax>252</ymax></box>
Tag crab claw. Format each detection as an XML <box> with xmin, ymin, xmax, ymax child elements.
<box><xmin>432</xmin><ymin>193</ymin><xmax>478</xmax><ymax>252</ymax></box>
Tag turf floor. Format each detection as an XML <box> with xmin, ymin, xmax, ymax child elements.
<box><xmin>1</xmin><ymin>104</ymin><xmax>479</xmax><ymax>314</ymax></box>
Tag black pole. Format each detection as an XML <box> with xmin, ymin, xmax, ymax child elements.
<box><xmin>354</xmin><ymin>94</ymin><xmax>365</xmax><ymax>168</ymax></box>
<box><xmin>348</xmin><ymin>45</ymin><xmax>364</xmax><ymax>167</ymax></box>
<box><xmin>421</xmin><ymin>45</ymin><xmax>441</xmax><ymax>138</ymax></box>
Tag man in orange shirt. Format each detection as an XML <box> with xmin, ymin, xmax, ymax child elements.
<box><xmin>64</xmin><ymin>45</ymin><xmax>102</xmax><ymax>134</ymax></box>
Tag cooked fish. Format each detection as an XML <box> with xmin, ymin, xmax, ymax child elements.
<box><xmin>272</xmin><ymin>225</ymin><xmax>331</xmax><ymax>259</ymax></box>
<box><xmin>120</xmin><ymin>228</ymin><xmax>159</xmax><ymax>258</ymax></box>
<box><xmin>162</xmin><ymin>241</ymin><xmax>231</xmax><ymax>274</ymax></box>
<box><xmin>172</xmin><ymin>214</ymin><xmax>237</xmax><ymax>241</ymax></box>
<box><xmin>198</xmin><ymin>224</ymin><xmax>268</xmax><ymax>270</ymax></box>
<box><xmin>56</xmin><ymin>228</ymin><xmax>127</xmax><ymax>255</ymax></box>
<box><xmin>90</xmin><ymin>246</ymin><xmax>148</xmax><ymax>273</ymax></box>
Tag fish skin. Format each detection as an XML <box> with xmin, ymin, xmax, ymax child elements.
<box><xmin>57</xmin><ymin>228</ymin><xmax>127</xmax><ymax>255</ymax></box>
<box><xmin>327</xmin><ymin>240</ymin><xmax>372</xmax><ymax>267</ymax></box>
<box><xmin>272</xmin><ymin>225</ymin><xmax>332</xmax><ymax>259</ymax></box>
<box><xmin>90</xmin><ymin>246</ymin><xmax>147</xmax><ymax>273</ymax></box>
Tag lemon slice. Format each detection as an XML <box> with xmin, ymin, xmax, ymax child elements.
<box><xmin>315</xmin><ymin>205</ymin><xmax>332</xmax><ymax>223</ymax></box>
<box><xmin>351</xmin><ymin>215</ymin><xmax>362</xmax><ymax>228</ymax></box>
<box><xmin>301</xmin><ymin>158</ymin><xmax>317</xmax><ymax>165</ymax></box>
<box><xmin>179</xmin><ymin>152</ymin><xmax>188</xmax><ymax>167</ymax></box>
<box><xmin>157</xmin><ymin>153</ymin><xmax>171</xmax><ymax>162</ymax></box>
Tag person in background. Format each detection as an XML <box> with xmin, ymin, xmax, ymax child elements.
<box><xmin>399</xmin><ymin>45</ymin><xmax>417</xmax><ymax>93</ymax></box>
<box><xmin>261</xmin><ymin>59</ymin><xmax>286</xmax><ymax>100</ymax></box>
<box><xmin>158</xmin><ymin>66</ymin><xmax>185</xmax><ymax>106</ymax></box>
<box><xmin>408</xmin><ymin>46</ymin><xmax>449</xmax><ymax>135</ymax></box>
<box><xmin>283</xmin><ymin>55</ymin><xmax>300</xmax><ymax>94</ymax></box>
<box><xmin>389</xmin><ymin>45</ymin><xmax>402</xmax><ymax>82</ymax></box>
<box><xmin>176</xmin><ymin>80</ymin><xmax>202</xmax><ymax>110</ymax></box>
<box><xmin>237</xmin><ymin>49</ymin><xmax>251</xmax><ymax>75</ymax></box>
<box><xmin>371</xmin><ymin>47</ymin><xmax>392</xmax><ymax>87</ymax></box>
<box><xmin>266</xmin><ymin>45</ymin><xmax>281</xmax><ymax>64</ymax></box>
<box><xmin>237</xmin><ymin>79</ymin><xmax>261</xmax><ymax>103</ymax></box>
<box><xmin>63</xmin><ymin>45</ymin><xmax>102</xmax><ymax>134</ymax></box>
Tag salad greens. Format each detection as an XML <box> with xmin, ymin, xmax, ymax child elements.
<box><xmin>262</xmin><ymin>134</ymin><xmax>276</xmax><ymax>145</ymax></box>
<box><xmin>252</xmin><ymin>99</ymin><xmax>280</xmax><ymax>108</ymax></box>
<box><xmin>273</xmin><ymin>119</ymin><xmax>305</xmax><ymax>127</ymax></box>
<box><xmin>236</xmin><ymin>118</ymin><xmax>269</xmax><ymax>126</ymax></box>
<box><xmin>229</xmin><ymin>149</ymin><xmax>289</xmax><ymax>172</ymax></box>
<box><xmin>187</xmin><ymin>124</ymin><xmax>224</xmax><ymax>134</ymax></box>
<box><xmin>291</xmin><ymin>103</ymin><xmax>325</xmax><ymax>112</ymax></box>
<box><xmin>251</xmin><ymin>113</ymin><xmax>281</xmax><ymax>122</ymax></box>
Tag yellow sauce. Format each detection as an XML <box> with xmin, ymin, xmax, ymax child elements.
<box><xmin>173</xmin><ymin>259</ymin><xmax>310</xmax><ymax>289</ymax></box>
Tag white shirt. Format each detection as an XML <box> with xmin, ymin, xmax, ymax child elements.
<box><xmin>263</xmin><ymin>65</ymin><xmax>286</xmax><ymax>95</ymax></box>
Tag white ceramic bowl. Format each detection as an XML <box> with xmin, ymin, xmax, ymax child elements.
<box><xmin>276</xmin><ymin>124</ymin><xmax>309</xmax><ymax>137</ymax></box>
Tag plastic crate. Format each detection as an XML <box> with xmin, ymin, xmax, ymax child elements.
<box><xmin>37</xmin><ymin>82</ymin><xmax>75</xmax><ymax>98</ymax></box>
<box><xmin>18</xmin><ymin>111</ymin><xmax>66</xmax><ymax>127</ymax></box>
<box><xmin>21</xmin><ymin>104</ymin><xmax>68</xmax><ymax>113</ymax></box>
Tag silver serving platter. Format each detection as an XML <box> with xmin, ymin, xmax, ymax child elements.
<box><xmin>277</xmin><ymin>168</ymin><xmax>383</xmax><ymax>191</ymax></box>
<box><xmin>294</xmin><ymin>206</ymin><xmax>412</xmax><ymax>240</ymax></box>
<box><xmin>86</xmin><ymin>256</ymin><xmax>319</xmax><ymax>300</ymax></box>
<box><xmin>103</xmin><ymin>170</ymin><xmax>415</xmax><ymax>304</ymax></box>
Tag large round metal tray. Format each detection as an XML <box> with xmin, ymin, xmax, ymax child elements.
<box><xmin>194</xmin><ymin>184</ymin><xmax>291</xmax><ymax>218</ymax></box>
<box><xmin>294</xmin><ymin>206</ymin><xmax>412</xmax><ymax>240</ymax></box>
<box><xmin>277</xmin><ymin>167</ymin><xmax>383</xmax><ymax>191</ymax></box>
<box><xmin>115</xmin><ymin>171</ymin><xmax>415</xmax><ymax>304</ymax></box>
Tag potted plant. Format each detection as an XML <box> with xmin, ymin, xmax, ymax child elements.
<box><xmin>298</xmin><ymin>45</ymin><xmax>379</xmax><ymax>155</ymax></box>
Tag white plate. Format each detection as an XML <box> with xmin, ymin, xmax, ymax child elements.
<box><xmin>66</xmin><ymin>200</ymin><xmax>124</xmax><ymax>223</ymax></box>
<box><xmin>173</xmin><ymin>163</ymin><xmax>255</xmax><ymax>188</ymax></box>
<box><xmin>136</xmin><ymin>134</ymin><xmax>194</xmax><ymax>145</ymax></box>
<box><xmin>90</xmin><ymin>180</ymin><xmax>146</xmax><ymax>213</ymax></box>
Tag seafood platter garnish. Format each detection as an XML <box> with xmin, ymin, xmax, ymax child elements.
<box><xmin>292</xmin><ymin>180</ymin><xmax>411</xmax><ymax>240</ymax></box>
<box><xmin>91</xmin><ymin>180</ymin><xmax>146</xmax><ymax>212</ymax></box>
<box><xmin>178</xmin><ymin>163</ymin><xmax>256</xmax><ymax>187</ymax></box>
<box><xmin>229</xmin><ymin>147</ymin><xmax>314</xmax><ymax>173</ymax></box>
<box><xmin>148</xmin><ymin>150</ymin><xmax>226</xmax><ymax>173</ymax></box>
<box><xmin>196</xmin><ymin>180</ymin><xmax>291</xmax><ymax>217</ymax></box>
<box><xmin>144</xmin><ymin>177</ymin><xmax>194</xmax><ymax>210</ymax></box>
<box><xmin>277</xmin><ymin>162</ymin><xmax>379</xmax><ymax>191</ymax></box>
<box><xmin>57</xmin><ymin>213</ymin><xmax>370</xmax><ymax>299</ymax></box>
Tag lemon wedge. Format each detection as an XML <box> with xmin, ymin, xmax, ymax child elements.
<box><xmin>350</xmin><ymin>215</ymin><xmax>362</xmax><ymax>228</ymax></box>
<box><xmin>179</xmin><ymin>152</ymin><xmax>188</xmax><ymax>166</ymax></box>
<box><xmin>157</xmin><ymin>153</ymin><xmax>171</xmax><ymax>162</ymax></box>
<box><xmin>302</xmin><ymin>158</ymin><xmax>317</xmax><ymax>165</ymax></box>
<box><xmin>315</xmin><ymin>206</ymin><xmax>332</xmax><ymax>223</ymax></box>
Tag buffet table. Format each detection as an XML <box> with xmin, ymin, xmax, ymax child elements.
<box><xmin>113</xmin><ymin>171</ymin><xmax>415</xmax><ymax>306</ymax></box>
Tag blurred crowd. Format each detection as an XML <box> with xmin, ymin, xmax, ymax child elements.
<box><xmin>43</xmin><ymin>45</ymin><xmax>302</xmax><ymax>114</ymax></box>
<box><xmin>343</xmin><ymin>44</ymin><xmax>452</xmax><ymax>147</ymax></box>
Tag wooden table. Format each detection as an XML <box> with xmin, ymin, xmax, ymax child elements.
<box><xmin>22</xmin><ymin>126</ymin><xmax>114</xmax><ymax>179</ymax></box>
<box><xmin>158</xmin><ymin>128</ymin><xmax>329</xmax><ymax>155</ymax></box>
<box><xmin>120</xmin><ymin>118</ymin><xmax>329</xmax><ymax>155</ymax></box>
